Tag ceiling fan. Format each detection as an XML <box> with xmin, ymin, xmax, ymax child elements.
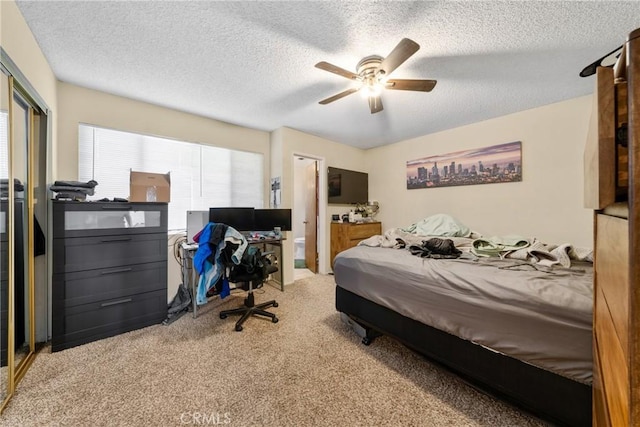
<box><xmin>315</xmin><ymin>38</ymin><xmax>437</xmax><ymax>114</ymax></box>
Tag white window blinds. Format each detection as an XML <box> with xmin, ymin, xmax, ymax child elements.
<box><xmin>78</xmin><ymin>124</ymin><xmax>264</xmax><ymax>231</ymax></box>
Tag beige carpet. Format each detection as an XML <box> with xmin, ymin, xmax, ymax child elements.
<box><xmin>2</xmin><ymin>275</ymin><xmax>545</xmax><ymax>426</ymax></box>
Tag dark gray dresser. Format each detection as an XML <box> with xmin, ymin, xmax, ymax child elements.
<box><xmin>52</xmin><ymin>201</ymin><xmax>168</xmax><ymax>352</ymax></box>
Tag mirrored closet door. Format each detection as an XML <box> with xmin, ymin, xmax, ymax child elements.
<box><xmin>11</xmin><ymin>82</ymin><xmax>31</xmax><ymax>376</ymax></box>
<box><xmin>0</xmin><ymin>59</ymin><xmax>10</xmax><ymax>410</ymax></box>
<box><xmin>1</xmin><ymin>56</ymin><xmax>50</xmax><ymax>412</ymax></box>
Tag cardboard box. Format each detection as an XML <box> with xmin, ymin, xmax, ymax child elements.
<box><xmin>129</xmin><ymin>171</ymin><xmax>171</xmax><ymax>202</ymax></box>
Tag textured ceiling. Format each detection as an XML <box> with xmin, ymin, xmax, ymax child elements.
<box><xmin>15</xmin><ymin>1</ymin><xmax>640</xmax><ymax>149</ymax></box>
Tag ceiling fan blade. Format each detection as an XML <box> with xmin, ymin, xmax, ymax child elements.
<box><xmin>381</xmin><ymin>38</ymin><xmax>420</xmax><ymax>76</ymax></box>
<box><xmin>386</xmin><ymin>79</ymin><xmax>437</xmax><ymax>92</ymax></box>
<box><xmin>319</xmin><ymin>88</ymin><xmax>359</xmax><ymax>105</ymax></box>
<box><xmin>368</xmin><ymin>95</ymin><xmax>383</xmax><ymax>114</ymax></box>
<box><xmin>315</xmin><ymin>61</ymin><xmax>359</xmax><ymax>80</ymax></box>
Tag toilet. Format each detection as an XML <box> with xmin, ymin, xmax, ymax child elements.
<box><xmin>294</xmin><ymin>237</ymin><xmax>305</xmax><ymax>260</ymax></box>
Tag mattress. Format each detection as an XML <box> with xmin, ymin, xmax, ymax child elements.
<box><xmin>333</xmin><ymin>245</ymin><xmax>593</xmax><ymax>384</ymax></box>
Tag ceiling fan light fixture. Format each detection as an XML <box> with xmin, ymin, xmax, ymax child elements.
<box><xmin>360</xmin><ymin>78</ymin><xmax>384</xmax><ymax>98</ymax></box>
<box><xmin>316</xmin><ymin>38</ymin><xmax>436</xmax><ymax>112</ymax></box>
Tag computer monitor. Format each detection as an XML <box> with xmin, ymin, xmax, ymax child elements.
<box><xmin>186</xmin><ymin>210</ymin><xmax>209</xmax><ymax>243</ymax></box>
<box><xmin>254</xmin><ymin>209</ymin><xmax>292</xmax><ymax>231</ymax></box>
<box><xmin>209</xmin><ymin>207</ymin><xmax>255</xmax><ymax>231</ymax></box>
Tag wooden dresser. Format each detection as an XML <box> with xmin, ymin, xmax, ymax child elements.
<box><xmin>330</xmin><ymin>221</ymin><xmax>381</xmax><ymax>266</ymax></box>
<box><xmin>585</xmin><ymin>27</ymin><xmax>640</xmax><ymax>426</ymax></box>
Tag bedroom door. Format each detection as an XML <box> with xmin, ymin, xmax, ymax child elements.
<box><xmin>304</xmin><ymin>162</ymin><xmax>318</xmax><ymax>273</ymax></box>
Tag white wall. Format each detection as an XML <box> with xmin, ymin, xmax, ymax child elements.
<box><xmin>366</xmin><ymin>96</ymin><xmax>593</xmax><ymax>248</ymax></box>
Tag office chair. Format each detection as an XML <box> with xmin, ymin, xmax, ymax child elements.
<box><xmin>219</xmin><ymin>244</ymin><xmax>279</xmax><ymax>331</ymax></box>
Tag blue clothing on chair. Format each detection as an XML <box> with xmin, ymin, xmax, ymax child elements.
<box><xmin>194</xmin><ymin>223</ymin><xmax>248</xmax><ymax>305</ymax></box>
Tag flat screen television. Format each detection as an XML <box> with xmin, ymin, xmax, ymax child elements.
<box><xmin>254</xmin><ymin>209</ymin><xmax>292</xmax><ymax>231</ymax></box>
<box><xmin>209</xmin><ymin>207</ymin><xmax>255</xmax><ymax>231</ymax></box>
<box><xmin>327</xmin><ymin>166</ymin><xmax>369</xmax><ymax>205</ymax></box>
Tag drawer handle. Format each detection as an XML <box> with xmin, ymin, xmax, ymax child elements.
<box><xmin>100</xmin><ymin>267</ymin><xmax>133</xmax><ymax>275</ymax></box>
<box><xmin>100</xmin><ymin>237</ymin><xmax>132</xmax><ymax>243</ymax></box>
<box><xmin>100</xmin><ymin>298</ymin><xmax>133</xmax><ymax>308</ymax></box>
<box><xmin>101</xmin><ymin>205</ymin><xmax>132</xmax><ymax>210</ymax></box>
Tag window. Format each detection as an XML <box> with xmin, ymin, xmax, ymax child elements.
<box><xmin>78</xmin><ymin>124</ymin><xmax>264</xmax><ymax>231</ymax></box>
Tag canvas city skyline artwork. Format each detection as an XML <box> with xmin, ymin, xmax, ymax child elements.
<box><xmin>406</xmin><ymin>141</ymin><xmax>522</xmax><ymax>189</ymax></box>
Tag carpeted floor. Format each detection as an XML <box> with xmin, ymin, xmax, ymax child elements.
<box><xmin>1</xmin><ymin>275</ymin><xmax>545</xmax><ymax>426</ymax></box>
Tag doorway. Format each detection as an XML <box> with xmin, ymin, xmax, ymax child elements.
<box><xmin>292</xmin><ymin>156</ymin><xmax>318</xmax><ymax>281</ymax></box>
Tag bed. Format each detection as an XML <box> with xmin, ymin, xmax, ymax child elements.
<box><xmin>334</xmin><ymin>231</ymin><xmax>593</xmax><ymax>426</ymax></box>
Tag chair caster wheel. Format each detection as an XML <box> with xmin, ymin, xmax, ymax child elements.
<box><xmin>273</xmin><ymin>302</ymin><xmax>279</xmax><ymax>308</ymax></box>
<box><xmin>272</xmin><ymin>317</ymin><xmax>279</xmax><ymax>323</ymax></box>
<box><xmin>362</xmin><ymin>337</ymin><xmax>372</xmax><ymax>346</ymax></box>
<box><xmin>220</xmin><ymin>314</ymin><xmax>227</xmax><ymax>319</ymax></box>
<box><xmin>235</xmin><ymin>325</ymin><xmax>243</xmax><ymax>332</ymax></box>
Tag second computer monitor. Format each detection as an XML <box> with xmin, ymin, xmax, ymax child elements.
<box><xmin>254</xmin><ymin>209</ymin><xmax>292</xmax><ymax>231</ymax></box>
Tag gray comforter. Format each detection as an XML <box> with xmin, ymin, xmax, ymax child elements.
<box><xmin>333</xmin><ymin>245</ymin><xmax>593</xmax><ymax>384</ymax></box>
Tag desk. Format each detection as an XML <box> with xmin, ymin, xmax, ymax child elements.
<box><xmin>181</xmin><ymin>237</ymin><xmax>284</xmax><ymax>319</ymax></box>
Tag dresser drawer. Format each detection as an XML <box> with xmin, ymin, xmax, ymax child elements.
<box><xmin>52</xmin><ymin>289</ymin><xmax>167</xmax><ymax>352</ymax></box>
<box><xmin>348</xmin><ymin>223</ymin><xmax>382</xmax><ymax>239</ymax></box>
<box><xmin>53</xmin><ymin>233</ymin><xmax>167</xmax><ymax>273</ymax></box>
<box><xmin>53</xmin><ymin>201</ymin><xmax>168</xmax><ymax>238</ymax></box>
<box><xmin>1</xmin><ymin>280</ymin><xmax>6</xmax><ymax>311</ymax></box>
<box><xmin>0</xmin><ymin>316</ymin><xmax>6</xmax><ymax>365</ymax></box>
<box><xmin>1</xmin><ymin>241</ymin><xmax>6</xmax><ymax>277</ymax></box>
<box><xmin>331</xmin><ymin>221</ymin><xmax>382</xmax><ymax>266</ymax></box>
<box><xmin>53</xmin><ymin>261</ymin><xmax>167</xmax><ymax>308</ymax></box>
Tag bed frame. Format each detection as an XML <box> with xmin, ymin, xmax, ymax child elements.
<box><xmin>585</xmin><ymin>27</ymin><xmax>640</xmax><ymax>426</ymax></box>
<box><xmin>336</xmin><ymin>286</ymin><xmax>591</xmax><ymax>426</ymax></box>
